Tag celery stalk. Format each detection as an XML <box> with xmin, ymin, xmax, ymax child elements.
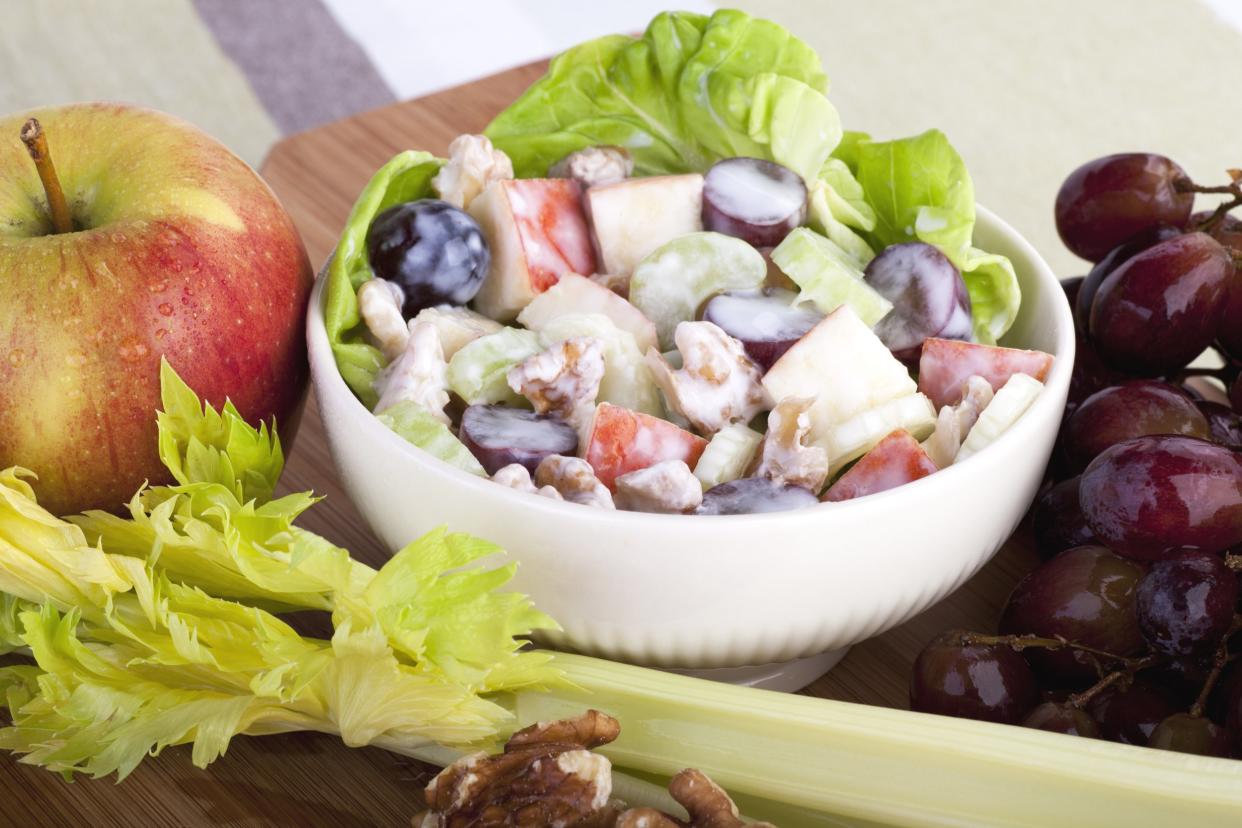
<box><xmin>517</xmin><ymin>653</ymin><xmax>1242</xmax><ymax>828</ymax></box>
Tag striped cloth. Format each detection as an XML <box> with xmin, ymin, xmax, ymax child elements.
<box><xmin>2</xmin><ymin>0</ymin><xmax>1240</xmax><ymax>276</ymax></box>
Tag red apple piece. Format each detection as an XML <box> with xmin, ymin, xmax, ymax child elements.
<box><xmin>918</xmin><ymin>338</ymin><xmax>1054</xmax><ymax>409</ymax></box>
<box><xmin>469</xmin><ymin>178</ymin><xmax>596</xmax><ymax>321</ymax></box>
<box><xmin>0</xmin><ymin>104</ymin><xmax>311</xmax><ymax>515</ymax></box>
<box><xmin>584</xmin><ymin>402</ymin><xmax>708</xmax><ymax>491</ymax></box>
<box><xmin>823</xmin><ymin>430</ymin><xmax>938</xmax><ymax>502</ymax></box>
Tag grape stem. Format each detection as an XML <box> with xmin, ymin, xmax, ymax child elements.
<box><xmin>959</xmin><ymin>632</ymin><xmax>1142</xmax><ymax>668</ymax></box>
<box><xmin>1176</xmin><ymin>173</ymin><xmax>1242</xmax><ymax>237</ymax></box>
<box><xmin>1188</xmin><ymin>616</ymin><xmax>1242</xmax><ymax>718</ymax></box>
<box><xmin>1067</xmin><ymin>654</ymin><xmax>1160</xmax><ymax>710</ymax></box>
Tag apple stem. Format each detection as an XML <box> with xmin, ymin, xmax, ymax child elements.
<box><xmin>19</xmin><ymin>118</ymin><xmax>74</xmax><ymax>234</ymax></box>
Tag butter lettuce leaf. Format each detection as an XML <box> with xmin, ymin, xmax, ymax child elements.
<box><xmin>854</xmin><ymin>129</ymin><xmax>1020</xmax><ymax>343</ymax></box>
<box><xmin>326</xmin><ymin>151</ymin><xmax>444</xmax><ymax>406</ymax></box>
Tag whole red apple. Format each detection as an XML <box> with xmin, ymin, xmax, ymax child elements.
<box><xmin>0</xmin><ymin>103</ymin><xmax>312</xmax><ymax>514</ymax></box>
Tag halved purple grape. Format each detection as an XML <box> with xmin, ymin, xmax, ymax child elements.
<box><xmin>701</xmin><ymin>289</ymin><xmax>823</xmax><ymax>371</ymax></box>
<box><xmin>863</xmin><ymin>242</ymin><xmax>972</xmax><ymax>364</ymax></box>
<box><xmin>701</xmin><ymin>157</ymin><xmax>807</xmax><ymax>248</ymax></box>
<box><xmin>459</xmin><ymin>405</ymin><xmax>578</xmax><ymax>475</ymax></box>
<box><xmin>695</xmin><ymin>477</ymin><xmax>818</xmax><ymax>515</ymax></box>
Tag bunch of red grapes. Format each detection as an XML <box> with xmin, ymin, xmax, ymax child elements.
<box><xmin>911</xmin><ymin>153</ymin><xmax>1242</xmax><ymax>756</ymax></box>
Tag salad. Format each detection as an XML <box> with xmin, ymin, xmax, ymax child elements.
<box><xmin>324</xmin><ymin>9</ymin><xmax>1054</xmax><ymax>516</ymax></box>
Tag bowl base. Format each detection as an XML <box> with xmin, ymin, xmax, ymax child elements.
<box><xmin>666</xmin><ymin>647</ymin><xmax>850</xmax><ymax>692</ymax></box>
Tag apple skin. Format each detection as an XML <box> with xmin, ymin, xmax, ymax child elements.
<box><xmin>0</xmin><ymin>103</ymin><xmax>312</xmax><ymax>514</ymax></box>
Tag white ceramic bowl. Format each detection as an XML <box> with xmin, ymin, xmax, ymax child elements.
<box><xmin>308</xmin><ymin>205</ymin><xmax>1074</xmax><ymax>678</ymax></box>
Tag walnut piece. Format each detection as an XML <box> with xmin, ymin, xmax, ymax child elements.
<box><xmin>646</xmin><ymin>322</ymin><xmax>769</xmax><ymax>436</ymax></box>
<box><xmin>492</xmin><ymin>463</ymin><xmax>564</xmax><ymax>501</ymax></box>
<box><xmin>432</xmin><ymin>134</ymin><xmax>514</xmax><ymax>210</ymax></box>
<box><xmin>614</xmin><ymin>460</ymin><xmax>703</xmax><ymax>514</ymax></box>
<box><xmin>358</xmin><ymin>278</ymin><xmax>409</xmax><ymax>360</ymax></box>
<box><xmin>755</xmin><ymin>396</ymin><xmax>829</xmax><ymax>492</ymax></box>
<box><xmin>549</xmin><ymin>146</ymin><xmax>634</xmax><ymax>188</ymax></box>
<box><xmin>374</xmin><ymin>320</ymin><xmax>450</xmax><ymax>420</ymax></box>
<box><xmin>535</xmin><ymin>455</ymin><xmax>615</xmax><ymax>509</ymax></box>
<box><xmin>412</xmin><ymin>711</ymin><xmax>620</xmax><ymax>828</ymax></box>
<box><xmin>922</xmin><ymin>375</ymin><xmax>994</xmax><ymax>468</ymax></box>
<box><xmin>413</xmin><ymin>305</ymin><xmax>503</xmax><ymax>359</ymax></box>
<box><xmin>507</xmin><ymin>337</ymin><xmax>605</xmax><ymax>430</ymax></box>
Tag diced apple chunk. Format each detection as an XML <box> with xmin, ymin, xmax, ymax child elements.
<box><xmin>918</xmin><ymin>338</ymin><xmax>1054</xmax><ymax>409</ymax></box>
<box><xmin>823</xmin><ymin>430</ymin><xmax>938</xmax><ymax>502</ymax></box>
<box><xmin>586</xmin><ymin>174</ymin><xmax>704</xmax><ymax>278</ymax></box>
<box><xmin>518</xmin><ymin>273</ymin><xmax>658</xmax><ymax>353</ymax></box>
<box><xmin>762</xmin><ymin>305</ymin><xmax>917</xmax><ymax>442</ymax></box>
<box><xmin>469</xmin><ymin>178</ymin><xmax>596</xmax><ymax>321</ymax></box>
<box><xmin>584</xmin><ymin>402</ymin><xmax>708</xmax><ymax>490</ymax></box>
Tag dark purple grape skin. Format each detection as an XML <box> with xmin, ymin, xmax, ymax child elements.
<box><xmin>1144</xmin><ymin>656</ymin><xmax>1214</xmax><ymax>706</ymax></box>
<box><xmin>1199</xmin><ymin>400</ymin><xmax>1242</xmax><ymax>448</ymax></box>
<box><xmin>1079</xmin><ymin>435</ymin><xmax>1242</xmax><ymax>561</ymax></box>
<box><xmin>1135</xmin><ymin>551</ymin><xmax>1238</xmax><ymax>656</ymax></box>
<box><xmin>864</xmin><ymin>242</ymin><xmax>973</xmax><ymax>364</ymax></box>
<box><xmin>1031</xmin><ymin>476</ymin><xmax>1096</xmax><ymax>560</ymax></box>
<box><xmin>1232</xmin><ymin>374</ymin><xmax>1242</xmax><ymax>415</ymax></box>
<box><xmin>1148</xmin><ymin>713</ymin><xmax>1231</xmax><ymax>756</ymax></box>
<box><xmin>695</xmin><ymin>477</ymin><xmax>818</xmax><ymax>515</ymax></box>
<box><xmin>367</xmin><ymin>199</ymin><xmax>490</xmax><ymax>317</ymax></box>
<box><xmin>1021</xmin><ymin>702</ymin><xmax>1101</xmax><ymax>737</ymax></box>
<box><xmin>1193</xmin><ymin>211</ymin><xmax>1242</xmax><ymax>361</ymax></box>
<box><xmin>1089</xmin><ymin>232</ymin><xmax>1233</xmax><ymax>375</ymax></box>
<box><xmin>998</xmin><ymin>546</ymin><xmax>1146</xmax><ymax>687</ymax></box>
<box><xmin>1055</xmin><ymin>153</ymin><xmax>1194</xmax><ymax>262</ymax></box>
<box><xmin>1088</xmin><ymin>682</ymin><xmax>1179</xmax><ymax>745</ymax></box>
<box><xmin>459</xmin><ymin>405</ymin><xmax>578</xmax><ymax>476</ymax></box>
<box><xmin>1062</xmin><ymin>381</ymin><xmax>1210</xmax><ymax>473</ymax></box>
<box><xmin>1075</xmin><ymin>224</ymin><xmax>1182</xmax><ymax>330</ymax></box>
<box><xmin>701</xmin><ymin>290</ymin><xmax>822</xmax><ymax>372</ymax></box>
<box><xmin>701</xmin><ymin>157</ymin><xmax>807</xmax><ymax>248</ymax></box>
<box><xmin>909</xmin><ymin>630</ymin><xmax>1039</xmax><ymax>724</ymax></box>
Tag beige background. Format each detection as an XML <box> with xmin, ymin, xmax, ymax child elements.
<box><xmin>736</xmin><ymin>0</ymin><xmax>1242</xmax><ymax>275</ymax></box>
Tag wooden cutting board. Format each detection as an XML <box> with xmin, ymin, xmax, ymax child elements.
<box><xmin>0</xmin><ymin>62</ymin><xmax>1040</xmax><ymax>827</ymax></box>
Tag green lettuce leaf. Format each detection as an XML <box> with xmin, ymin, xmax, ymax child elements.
<box><xmin>325</xmin><ymin>151</ymin><xmax>445</xmax><ymax>406</ymax></box>
<box><xmin>854</xmin><ymin>129</ymin><xmax>1020</xmax><ymax>343</ymax></box>
<box><xmin>375</xmin><ymin>402</ymin><xmax>488</xmax><ymax>477</ymax></box>
<box><xmin>485</xmin><ymin>8</ymin><xmax>872</xmax><ymax>251</ymax></box>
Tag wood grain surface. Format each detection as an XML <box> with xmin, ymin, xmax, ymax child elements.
<box><xmin>1</xmin><ymin>62</ymin><xmax>1041</xmax><ymax>827</ymax></box>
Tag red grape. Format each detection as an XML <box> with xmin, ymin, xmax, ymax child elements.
<box><xmin>1148</xmin><ymin>713</ymin><xmax>1230</xmax><ymax>756</ymax></box>
<box><xmin>909</xmin><ymin>631</ymin><xmax>1039</xmax><ymax>724</ymax></box>
<box><xmin>1232</xmin><ymin>373</ymin><xmax>1242</xmax><ymax>414</ymax></box>
<box><xmin>1031</xmin><ymin>476</ymin><xmax>1096</xmax><ymax>560</ymax></box>
<box><xmin>1021</xmin><ymin>702</ymin><xmax>1101</xmax><ymax>737</ymax></box>
<box><xmin>1193</xmin><ymin>211</ymin><xmax>1242</xmax><ymax>360</ymax></box>
<box><xmin>1089</xmin><ymin>233</ymin><xmax>1233</xmax><ymax>375</ymax></box>
<box><xmin>1088</xmin><ymin>682</ymin><xmax>1179</xmax><ymax>745</ymax></box>
<box><xmin>863</xmin><ymin>242</ymin><xmax>973</xmax><ymax>363</ymax></box>
<box><xmin>1055</xmin><ymin>153</ymin><xmax>1194</xmax><ymax>262</ymax></box>
<box><xmin>1080</xmin><ymin>435</ymin><xmax>1242</xmax><ymax>560</ymax></box>
<box><xmin>460</xmin><ymin>405</ymin><xmax>579</xmax><ymax>475</ymax></box>
<box><xmin>999</xmin><ymin>546</ymin><xmax>1145</xmax><ymax>686</ymax></box>
<box><xmin>701</xmin><ymin>157</ymin><xmax>807</xmax><ymax>247</ymax></box>
<box><xmin>1198</xmin><ymin>400</ymin><xmax>1242</xmax><ymax>448</ymax></box>
<box><xmin>1135</xmin><ymin>551</ymin><xmax>1237</xmax><ymax>655</ymax></box>
<box><xmin>1062</xmin><ymin>381</ymin><xmax>1209</xmax><ymax>472</ymax></box>
<box><xmin>1075</xmin><ymin>224</ymin><xmax>1182</xmax><ymax>329</ymax></box>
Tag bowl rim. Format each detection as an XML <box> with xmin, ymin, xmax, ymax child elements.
<box><xmin>307</xmin><ymin>203</ymin><xmax>1075</xmax><ymax>528</ymax></box>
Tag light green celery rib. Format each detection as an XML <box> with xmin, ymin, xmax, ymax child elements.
<box><xmin>515</xmin><ymin>653</ymin><xmax>1242</xmax><ymax>828</ymax></box>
